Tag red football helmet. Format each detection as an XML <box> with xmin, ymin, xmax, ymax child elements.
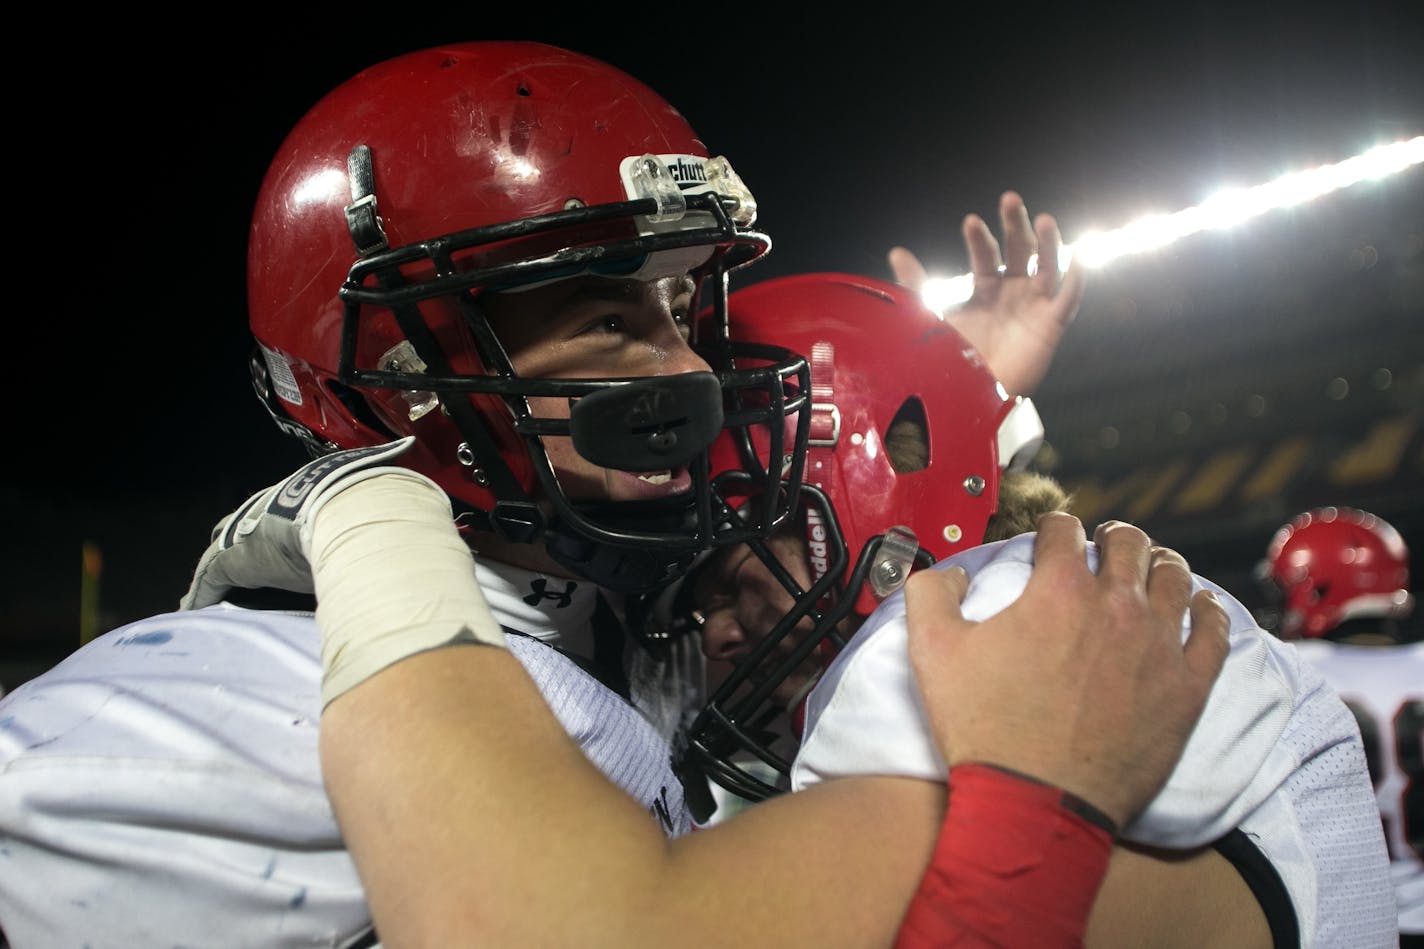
<box><xmin>677</xmin><ymin>272</ymin><xmax>1045</xmax><ymax>806</ymax></box>
<box><xmin>1259</xmin><ymin>506</ymin><xmax>1414</xmax><ymax>639</ymax></box>
<box><xmin>246</xmin><ymin>42</ymin><xmax>809</xmax><ymax>591</ymax></box>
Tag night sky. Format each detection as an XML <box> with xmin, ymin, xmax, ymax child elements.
<box><xmin>6</xmin><ymin>5</ymin><xmax>1423</xmax><ymax>684</ymax></box>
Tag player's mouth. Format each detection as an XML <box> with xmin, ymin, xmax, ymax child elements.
<box><xmin>620</xmin><ymin>466</ymin><xmax>693</xmax><ymax>499</ymax></box>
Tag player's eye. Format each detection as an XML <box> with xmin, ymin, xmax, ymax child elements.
<box><xmin>672</xmin><ymin>306</ymin><xmax>692</xmax><ymax>342</ymax></box>
<box><xmin>579</xmin><ymin>315</ymin><xmax>627</xmax><ymax>337</ymax></box>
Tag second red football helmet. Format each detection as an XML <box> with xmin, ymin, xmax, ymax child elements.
<box><xmin>678</xmin><ymin>272</ymin><xmax>1045</xmax><ymax>805</ymax></box>
<box><xmin>1259</xmin><ymin>506</ymin><xmax>1414</xmax><ymax>640</ymax></box>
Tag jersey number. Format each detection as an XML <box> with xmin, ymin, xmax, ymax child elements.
<box><xmin>1342</xmin><ymin>696</ymin><xmax>1423</xmax><ymax>861</ymax></box>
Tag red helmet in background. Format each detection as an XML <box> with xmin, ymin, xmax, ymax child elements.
<box><xmin>677</xmin><ymin>272</ymin><xmax>1045</xmax><ymax>806</ymax></box>
<box><xmin>246</xmin><ymin>41</ymin><xmax>807</xmax><ymax>591</ymax></box>
<box><xmin>1259</xmin><ymin>506</ymin><xmax>1414</xmax><ymax>639</ymax></box>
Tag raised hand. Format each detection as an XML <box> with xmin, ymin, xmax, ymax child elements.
<box><xmin>889</xmin><ymin>190</ymin><xmax>1085</xmax><ymax>396</ymax></box>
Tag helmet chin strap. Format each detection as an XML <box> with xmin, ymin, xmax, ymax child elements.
<box><xmin>543</xmin><ymin>534</ymin><xmax>700</xmax><ymax>594</ymax></box>
<box><xmin>543</xmin><ymin>497</ymin><xmax>705</xmax><ymax>594</ymax></box>
<box><xmin>343</xmin><ymin>144</ymin><xmax>389</xmax><ymax>257</ymax></box>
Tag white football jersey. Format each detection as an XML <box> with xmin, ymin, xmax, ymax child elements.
<box><xmin>0</xmin><ymin>560</ymin><xmax>689</xmax><ymax>949</ymax></box>
<box><xmin>792</xmin><ymin>534</ymin><xmax>1397</xmax><ymax>949</ymax></box>
<box><xmin>1292</xmin><ymin>637</ymin><xmax>1424</xmax><ymax>939</ymax></box>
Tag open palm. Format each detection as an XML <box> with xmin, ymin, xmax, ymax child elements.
<box><xmin>889</xmin><ymin>191</ymin><xmax>1085</xmax><ymax>397</ymax></box>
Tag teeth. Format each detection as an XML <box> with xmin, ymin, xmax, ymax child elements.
<box><xmin>638</xmin><ymin>471</ymin><xmax>673</xmax><ymax>485</ymax></box>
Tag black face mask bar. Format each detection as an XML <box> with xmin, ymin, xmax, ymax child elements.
<box><xmin>331</xmin><ymin>170</ymin><xmax>807</xmax><ymax>591</ymax></box>
<box><xmin>675</xmin><ymin>490</ymin><xmax>935</xmax><ymax>821</ymax></box>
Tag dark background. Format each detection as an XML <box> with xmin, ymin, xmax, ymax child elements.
<box><xmin>5</xmin><ymin>6</ymin><xmax>1422</xmax><ymax>689</ymax></box>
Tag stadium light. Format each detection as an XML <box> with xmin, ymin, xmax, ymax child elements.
<box><xmin>919</xmin><ymin>136</ymin><xmax>1424</xmax><ymax>314</ymax></box>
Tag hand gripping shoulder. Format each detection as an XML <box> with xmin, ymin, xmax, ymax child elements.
<box><xmin>180</xmin><ymin>437</ymin><xmax>421</xmax><ymax>611</ymax></box>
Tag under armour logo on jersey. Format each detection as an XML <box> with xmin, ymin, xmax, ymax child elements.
<box><xmin>649</xmin><ymin>785</ymin><xmax>676</xmax><ymax>835</ymax></box>
<box><xmin>523</xmin><ymin>578</ymin><xmax>577</xmax><ymax>609</ymax></box>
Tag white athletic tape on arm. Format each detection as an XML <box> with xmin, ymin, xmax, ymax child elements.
<box><xmin>310</xmin><ymin>470</ymin><xmax>507</xmax><ymax>707</ymax></box>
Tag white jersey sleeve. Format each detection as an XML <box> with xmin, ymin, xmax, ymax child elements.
<box><xmin>790</xmin><ymin>533</ymin><xmax>1395</xmax><ymax>948</ymax></box>
<box><xmin>0</xmin><ymin>603</ymin><xmax>688</xmax><ymax>948</ymax></box>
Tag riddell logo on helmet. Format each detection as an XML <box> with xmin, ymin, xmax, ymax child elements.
<box><xmin>806</xmin><ymin>507</ymin><xmax>831</xmax><ymax>581</ymax></box>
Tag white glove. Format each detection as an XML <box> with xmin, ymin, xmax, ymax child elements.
<box><xmin>180</xmin><ymin>438</ymin><xmax>419</xmax><ymax>611</ymax></box>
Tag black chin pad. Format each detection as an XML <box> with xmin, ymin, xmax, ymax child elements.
<box><xmin>545</xmin><ymin>498</ymin><xmax>703</xmax><ymax>593</ymax></box>
<box><xmin>570</xmin><ymin>372</ymin><xmax>725</xmax><ymax>471</ymax></box>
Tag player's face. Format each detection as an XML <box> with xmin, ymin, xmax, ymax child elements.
<box><xmin>481</xmin><ymin>274</ymin><xmax>707</xmax><ymax>504</ymax></box>
<box><xmin>693</xmin><ymin>530</ymin><xmax>833</xmax><ymax>707</ymax></box>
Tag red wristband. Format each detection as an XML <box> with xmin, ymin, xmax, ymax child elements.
<box><xmin>895</xmin><ymin>763</ymin><xmax>1115</xmax><ymax>949</ymax></box>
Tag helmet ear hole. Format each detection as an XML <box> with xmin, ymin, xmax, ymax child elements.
<box><xmin>885</xmin><ymin>399</ymin><xmax>928</xmax><ymax>473</ymax></box>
